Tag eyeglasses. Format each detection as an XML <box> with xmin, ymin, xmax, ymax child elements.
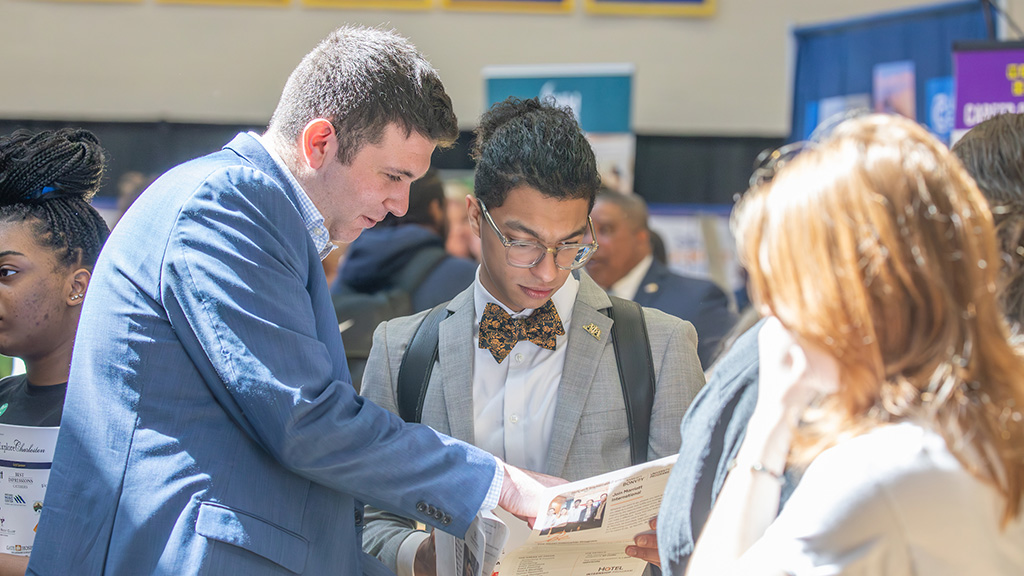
<box><xmin>477</xmin><ymin>198</ymin><xmax>598</xmax><ymax>270</ymax></box>
<box><xmin>748</xmin><ymin>141</ymin><xmax>813</xmax><ymax>190</ymax></box>
<box><xmin>745</xmin><ymin>109</ymin><xmax>871</xmax><ymax>193</ymax></box>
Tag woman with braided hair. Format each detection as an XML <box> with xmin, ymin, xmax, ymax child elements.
<box><xmin>0</xmin><ymin>128</ymin><xmax>109</xmax><ymax>575</ymax></box>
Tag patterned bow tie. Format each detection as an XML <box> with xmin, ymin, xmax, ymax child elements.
<box><xmin>479</xmin><ymin>300</ymin><xmax>565</xmax><ymax>363</ymax></box>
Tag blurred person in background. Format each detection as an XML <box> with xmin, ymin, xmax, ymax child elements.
<box><xmin>586</xmin><ymin>189</ymin><xmax>736</xmax><ymax>367</ymax></box>
<box><xmin>952</xmin><ymin>112</ymin><xmax>1024</xmax><ymax>332</ymax></box>
<box><xmin>335</xmin><ymin>167</ymin><xmax>477</xmax><ymax>312</ymax></box>
<box><xmin>445</xmin><ymin>178</ymin><xmax>482</xmax><ymax>261</ymax></box>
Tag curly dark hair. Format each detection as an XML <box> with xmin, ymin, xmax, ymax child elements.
<box><xmin>472</xmin><ymin>97</ymin><xmax>600</xmax><ymax>209</ymax></box>
<box><xmin>0</xmin><ymin>128</ymin><xmax>110</xmax><ymax>269</ymax></box>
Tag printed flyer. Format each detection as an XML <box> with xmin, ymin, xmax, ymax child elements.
<box><xmin>0</xmin><ymin>424</ymin><xmax>59</xmax><ymax>556</ymax></box>
<box><xmin>436</xmin><ymin>455</ymin><xmax>677</xmax><ymax>576</ymax></box>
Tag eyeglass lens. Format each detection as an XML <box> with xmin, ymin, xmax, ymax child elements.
<box><xmin>507</xmin><ymin>244</ymin><xmax>591</xmax><ymax>269</ymax></box>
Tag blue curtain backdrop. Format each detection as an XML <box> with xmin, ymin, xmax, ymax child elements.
<box><xmin>791</xmin><ymin>0</ymin><xmax>991</xmax><ymax>141</ymax></box>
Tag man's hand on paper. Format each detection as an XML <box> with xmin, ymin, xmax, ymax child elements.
<box><xmin>625</xmin><ymin>516</ymin><xmax>660</xmax><ymax>567</ymax></box>
<box><xmin>498</xmin><ymin>460</ymin><xmax>567</xmax><ymax>527</ymax></box>
<box><xmin>414</xmin><ymin>533</ymin><xmax>437</xmax><ymax>576</ymax></box>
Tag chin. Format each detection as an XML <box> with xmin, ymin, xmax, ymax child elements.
<box><xmin>332</xmin><ymin>229</ymin><xmax>362</xmax><ymax>244</ymax></box>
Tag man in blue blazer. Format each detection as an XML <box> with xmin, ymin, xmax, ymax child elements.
<box><xmin>29</xmin><ymin>26</ymin><xmax>544</xmax><ymax>576</ymax></box>
<box><xmin>586</xmin><ymin>190</ymin><xmax>737</xmax><ymax>367</ymax></box>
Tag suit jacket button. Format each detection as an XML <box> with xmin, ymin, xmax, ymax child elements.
<box><xmin>434</xmin><ymin>510</ymin><xmax>444</xmax><ymax>520</ymax></box>
<box><xmin>355</xmin><ymin>509</ymin><xmax>364</xmax><ymax>525</ymax></box>
<box><xmin>426</xmin><ymin>505</ymin><xmax>436</xmax><ymax>516</ymax></box>
<box><xmin>416</xmin><ymin>502</ymin><xmax>428</xmax><ymax>513</ymax></box>
<box><xmin>442</xmin><ymin>514</ymin><xmax>452</xmax><ymax>526</ymax></box>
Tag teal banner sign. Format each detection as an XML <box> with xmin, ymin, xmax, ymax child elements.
<box><xmin>484</xmin><ymin>64</ymin><xmax>633</xmax><ymax>133</ymax></box>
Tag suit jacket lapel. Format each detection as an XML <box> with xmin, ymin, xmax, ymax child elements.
<box><xmin>545</xmin><ymin>273</ymin><xmax>614</xmax><ymax>476</ymax></box>
<box><xmin>439</xmin><ymin>288</ymin><xmax>477</xmax><ymax>444</ymax></box>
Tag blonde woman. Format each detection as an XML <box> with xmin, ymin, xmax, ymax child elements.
<box><xmin>687</xmin><ymin>115</ymin><xmax>1024</xmax><ymax>575</ymax></box>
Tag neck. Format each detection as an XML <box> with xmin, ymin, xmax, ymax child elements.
<box><xmin>600</xmin><ymin>253</ymin><xmax>650</xmax><ymax>291</ymax></box>
<box><xmin>23</xmin><ymin>334</ymin><xmax>74</xmax><ymax>387</ymax></box>
<box><xmin>624</xmin><ymin>251</ymin><xmax>651</xmax><ymax>276</ymax></box>
<box><xmin>263</xmin><ymin>131</ymin><xmax>306</xmax><ymax>183</ymax></box>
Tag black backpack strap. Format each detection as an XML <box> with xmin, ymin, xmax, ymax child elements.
<box><xmin>393</xmin><ymin>246</ymin><xmax>448</xmax><ymax>294</ymax></box>
<box><xmin>396</xmin><ymin>301</ymin><xmax>450</xmax><ymax>423</ymax></box>
<box><xmin>606</xmin><ymin>296</ymin><xmax>656</xmax><ymax>466</ymax></box>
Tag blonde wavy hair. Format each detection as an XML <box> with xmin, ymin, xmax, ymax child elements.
<box><xmin>734</xmin><ymin>114</ymin><xmax>1024</xmax><ymax>527</ymax></box>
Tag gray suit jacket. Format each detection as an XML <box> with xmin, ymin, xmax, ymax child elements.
<box><xmin>360</xmin><ymin>272</ymin><xmax>706</xmax><ymax>571</ymax></box>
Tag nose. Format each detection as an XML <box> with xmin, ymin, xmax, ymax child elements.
<box><xmin>384</xmin><ymin>185</ymin><xmax>410</xmax><ymax>218</ymax></box>
<box><xmin>532</xmin><ymin>250</ymin><xmax>559</xmax><ymax>283</ymax></box>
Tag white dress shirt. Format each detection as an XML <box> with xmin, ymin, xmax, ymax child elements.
<box><xmin>397</xmin><ymin>271</ymin><xmax>580</xmax><ymax>576</ymax></box>
<box><xmin>473</xmin><ymin>269</ymin><xmax>580</xmax><ymax>473</ymax></box>
<box><xmin>248</xmin><ymin>132</ymin><xmax>335</xmax><ymax>260</ymax></box>
<box><xmin>608</xmin><ymin>254</ymin><xmax>653</xmax><ymax>300</ymax></box>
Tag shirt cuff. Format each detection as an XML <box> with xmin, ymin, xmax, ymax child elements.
<box><xmin>479</xmin><ymin>456</ymin><xmax>504</xmax><ymax>513</ymax></box>
<box><xmin>397</xmin><ymin>530</ymin><xmax>431</xmax><ymax>576</ymax></box>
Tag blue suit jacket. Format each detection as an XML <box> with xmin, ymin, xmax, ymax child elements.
<box><xmin>632</xmin><ymin>260</ymin><xmax>736</xmax><ymax>368</ymax></box>
<box><xmin>28</xmin><ymin>134</ymin><xmax>495</xmax><ymax>576</ymax></box>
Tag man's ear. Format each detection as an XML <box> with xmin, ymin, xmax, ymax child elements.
<box><xmin>466</xmin><ymin>195</ymin><xmax>482</xmax><ymax>239</ymax></box>
<box><xmin>300</xmin><ymin>119</ymin><xmax>336</xmax><ymax>170</ymax></box>
<box><xmin>66</xmin><ymin>268</ymin><xmax>92</xmax><ymax>307</ymax></box>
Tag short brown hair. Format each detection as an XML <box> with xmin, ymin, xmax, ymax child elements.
<box><xmin>268</xmin><ymin>26</ymin><xmax>458</xmax><ymax>164</ymax></box>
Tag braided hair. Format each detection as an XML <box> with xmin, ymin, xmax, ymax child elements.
<box><xmin>0</xmin><ymin>128</ymin><xmax>110</xmax><ymax>270</ymax></box>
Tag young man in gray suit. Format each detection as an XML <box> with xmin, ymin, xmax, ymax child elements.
<box><xmin>360</xmin><ymin>97</ymin><xmax>706</xmax><ymax>576</ymax></box>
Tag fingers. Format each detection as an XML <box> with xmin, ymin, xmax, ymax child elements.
<box><xmin>498</xmin><ymin>462</ymin><xmax>567</xmax><ymax>525</ymax></box>
<box><xmin>626</xmin><ymin>517</ymin><xmax>661</xmax><ymax>566</ymax></box>
<box><xmin>521</xmin><ymin>467</ymin><xmax>570</xmax><ymax>488</ymax></box>
<box><xmin>413</xmin><ymin>533</ymin><xmax>437</xmax><ymax>576</ymax></box>
<box><xmin>625</xmin><ymin>529</ymin><xmax>660</xmax><ymax>566</ymax></box>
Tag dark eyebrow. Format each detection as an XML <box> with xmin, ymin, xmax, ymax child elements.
<box><xmin>0</xmin><ymin>251</ymin><xmax>24</xmax><ymax>258</ymax></box>
<box><xmin>504</xmin><ymin>219</ymin><xmax>588</xmax><ymax>244</ymax></box>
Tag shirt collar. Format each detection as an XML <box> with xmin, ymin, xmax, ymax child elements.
<box><xmin>249</xmin><ymin>132</ymin><xmax>335</xmax><ymax>261</ymax></box>
<box><xmin>473</xmin><ymin>268</ymin><xmax>579</xmax><ymax>327</ymax></box>
<box><xmin>609</xmin><ymin>254</ymin><xmax>654</xmax><ymax>300</ymax></box>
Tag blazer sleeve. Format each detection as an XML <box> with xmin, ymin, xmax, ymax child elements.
<box><xmin>360</xmin><ymin>318</ymin><xmax>430</xmax><ymax>571</ymax></box>
<box><xmin>160</xmin><ymin>170</ymin><xmax>495</xmax><ymax>539</ymax></box>
<box><xmin>646</xmin><ymin>309</ymin><xmax>706</xmax><ymax>460</ymax></box>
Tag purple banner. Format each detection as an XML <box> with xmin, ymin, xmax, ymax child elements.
<box><xmin>954</xmin><ymin>45</ymin><xmax>1024</xmax><ymax>132</ymax></box>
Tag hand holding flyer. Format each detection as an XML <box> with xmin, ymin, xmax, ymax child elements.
<box><xmin>437</xmin><ymin>455</ymin><xmax>677</xmax><ymax>576</ymax></box>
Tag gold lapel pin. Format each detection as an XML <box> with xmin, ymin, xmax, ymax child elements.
<box><xmin>643</xmin><ymin>282</ymin><xmax>659</xmax><ymax>294</ymax></box>
<box><xmin>583</xmin><ymin>323</ymin><xmax>602</xmax><ymax>340</ymax></box>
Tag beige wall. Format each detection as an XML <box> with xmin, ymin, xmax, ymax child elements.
<box><xmin>1</xmin><ymin>0</ymin><xmax>1020</xmax><ymax>134</ymax></box>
